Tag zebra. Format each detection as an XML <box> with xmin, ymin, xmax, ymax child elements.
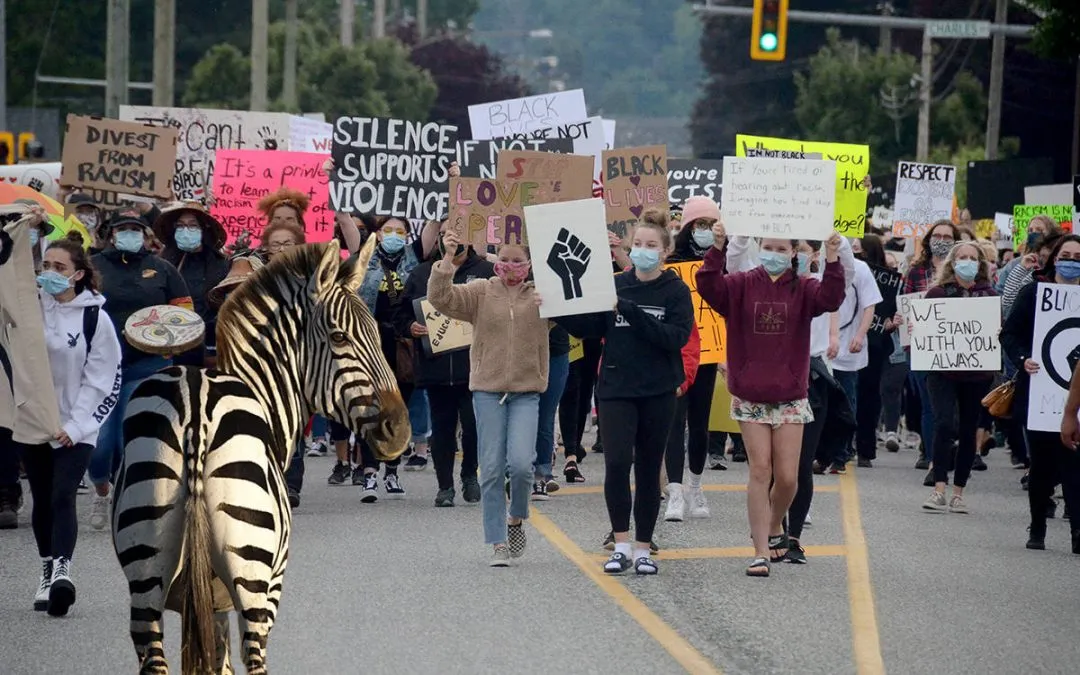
<box><xmin>111</xmin><ymin>236</ymin><xmax>410</xmax><ymax>675</ymax></box>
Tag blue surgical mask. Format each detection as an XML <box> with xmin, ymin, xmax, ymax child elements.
<box><xmin>29</xmin><ymin>229</ymin><xmax>40</xmax><ymax>247</ymax></box>
<box><xmin>114</xmin><ymin>230</ymin><xmax>144</xmax><ymax>253</ymax></box>
<box><xmin>629</xmin><ymin>247</ymin><xmax>661</xmax><ymax>272</ymax></box>
<box><xmin>691</xmin><ymin>229</ymin><xmax>714</xmax><ymax>249</ymax></box>
<box><xmin>796</xmin><ymin>252</ymin><xmax>811</xmax><ymax>276</ymax></box>
<box><xmin>954</xmin><ymin>260</ymin><xmax>979</xmax><ymax>282</ymax></box>
<box><xmin>1056</xmin><ymin>260</ymin><xmax>1080</xmax><ymax>281</ymax></box>
<box><xmin>36</xmin><ymin>270</ymin><xmax>72</xmax><ymax>296</ymax></box>
<box><xmin>380</xmin><ymin>233</ymin><xmax>406</xmax><ymax>255</ymax></box>
<box><xmin>760</xmin><ymin>251</ymin><xmax>792</xmax><ymax>276</ymax></box>
<box><xmin>174</xmin><ymin>226</ymin><xmax>203</xmax><ymax>252</ymax></box>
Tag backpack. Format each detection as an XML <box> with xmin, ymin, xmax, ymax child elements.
<box><xmin>82</xmin><ymin>305</ymin><xmax>99</xmax><ymax>364</ymax></box>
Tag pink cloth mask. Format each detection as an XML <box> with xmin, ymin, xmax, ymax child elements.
<box><xmin>494</xmin><ymin>260</ymin><xmax>531</xmax><ymax>286</ymax></box>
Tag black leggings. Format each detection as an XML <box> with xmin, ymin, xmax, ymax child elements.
<box><xmin>1025</xmin><ymin>429</ymin><xmax>1080</xmax><ymax>535</ymax></box>
<box><xmin>665</xmin><ymin>364</ymin><xmax>718</xmax><ymax>483</ymax></box>
<box><xmin>880</xmin><ymin>358</ymin><xmax>907</xmax><ymax>433</ymax></box>
<box><xmin>856</xmin><ymin>340</ymin><xmax>888</xmax><ymax>460</ymax></box>
<box><xmin>426</xmin><ymin>383</ymin><xmax>478</xmax><ymax>491</ymax></box>
<box><xmin>19</xmin><ymin>442</ymin><xmax>92</xmax><ymax>560</ymax></box>
<box><xmin>789</xmin><ymin>360</ymin><xmax>830</xmax><ymax>540</ymax></box>
<box><xmin>599</xmin><ymin>393</ymin><xmax>677</xmax><ymax>543</ymax></box>
<box><xmin>927</xmin><ymin>374</ymin><xmax>990</xmax><ymax>488</ymax></box>
<box><xmin>558</xmin><ymin>338</ymin><xmax>602</xmax><ymax>460</ymax></box>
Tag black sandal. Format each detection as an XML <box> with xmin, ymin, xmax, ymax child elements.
<box><xmin>768</xmin><ymin>533</ymin><xmax>790</xmax><ymax>563</ymax></box>
<box><xmin>634</xmin><ymin>556</ymin><xmax>658</xmax><ymax>575</ymax></box>
<box><xmin>603</xmin><ymin>552</ymin><xmax>632</xmax><ymax>575</ymax></box>
<box><xmin>563</xmin><ymin>460</ymin><xmax>586</xmax><ymax>483</ymax></box>
<box><xmin>746</xmin><ymin>557</ymin><xmax>770</xmax><ymax>577</ymax></box>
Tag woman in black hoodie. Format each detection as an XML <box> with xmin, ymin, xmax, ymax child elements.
<box><xmin>544</xmin><ymin>209</ymin><xmax>694</xmax><ymax>576</ymax></box>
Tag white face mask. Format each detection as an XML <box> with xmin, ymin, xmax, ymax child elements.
<box><xmin>76</xmin><ymin>210</ymin><xmax>99</xmax><ymax>229</ymax></box>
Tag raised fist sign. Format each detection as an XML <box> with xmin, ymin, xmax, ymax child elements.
<box><xmin>547</xmin><ymin>227</ymin><xmax>591</xmax><ymax>301</ymax></box>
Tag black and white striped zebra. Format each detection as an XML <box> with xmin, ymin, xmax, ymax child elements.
<box><xmin>111</xmin><ymin>237</ymin><xmax>410</xmax><ymax>674</ymax></box>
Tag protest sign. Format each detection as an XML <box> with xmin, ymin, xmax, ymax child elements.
<box><xmin>601</xmin><ymin>119</ymin><xmax>616</xmax><ymax>150</ymax></box>
<box><xmin>496</xmin><ymin>149</ymin><xmax>594</xmax><ymax>195</ymax></box>
<box><xmin>289</xmin><ymin>115</ymin><xmax>333</xmax><ymax>153</ymax></box>
<box><xmin>871</xmin><ymin>206</ymin><xmax>893</xmax><ymax>231</ymax></box>
<box><xmin>736</xmin><ymin>134</ymin><xmax>869</xmax><ymax>237</ymax></box>
<box><xmin>891</xmin><ymin>161</ymin><xmax>956</xmax><ymax>238</ymax></box>
<box><xmin>897</xmin><ymin>291</ymin><xmax>926</xmax><ymax>348</ymax></box>
<box><xmin>0</xmin><ymin>162</ymin><xmax>61</xmax><ymax>198</ymax></box>
<box><xmin>708</xmin><ymin>376</ymin><xmax>740</xmax><ymax>433</ymax></box>
<box><xmin>602</xmin><ymin>145</ymin><xmax>669</xmax><ymax>237</ymax></box>
<box><xmin>329</xmin><ymin>117</ymin><xmax>457</xmax><ymax>221</ymax></box>
<box><xmin>1013</xmin><ymin>204</ymin><xmax>1073</xmax><ymax>249</ymax></box>
<box><xmin>569</xmin><ymin>336</ymin><xmax>584</xmax><ymax>363</ymax></box>
<box><xmin>974</xmin><ymin>218</ymin><xmax>996</xmax><ymax>240</ymax></box>
<box><xmin>120</xmin><ymin>106</ymin><xmax>291</xmax><ymax>200</ymax></box>
<box><xmin>524</xmin><ymin>198</ymin><xmax>616</xmax><ymax>318</ymax></box>
<box><xmin>412</xmin><ymin>297</ymin><xmax>473</xmax><ymax>356</ymax></box>
<box><xmin>210</xmin><ymin>150</ymin><xmax>332</xmax><ymax>247</ymax></box>
<box><xmin>994</xmin><ymin>212</ymin><xmax>1013</xmax><ymax>239</ymax></box>
<box><xmin>667</xmin><ymin>159</ymin><xmax>723</xmax><ymax>204</ymax></box>
<box><xmin>456</xmin><ymin>137</ymin><xmax>573</xmax><ymax>179</ymax></box>
<box><xmin>908</xmin><ymin>296</ymin><xmax>1001</xmax><ymax>371</ymax></box>
<box><xmin>60</xmin><ymin>115</ymin><xmax>177</xmax><ymax>199</ymax></box>
<box><xmin>1028</xmin><ymin>283</ymin><xmax>1080</xmax><ymax>432</ymax></box>
<box><xmin>666</xmin><ymin>261</ymin><xmax>727</xmax><ymax>364</ymax></box>
<box><xmin>447</xmin><ymin>176</ymin><xmax>582</xmax><ymax>247</ymax></box>
<box><xmin>496</xmin><ymin>116</ymin><xmax>606</xmax><ymax>179</ymax></box>
<box><xmin>1074</xmin><ymin>175</ymin><xmax>1080</xmax><ymax>212</ymax></box>
<box><xmin>468</xmin><ymin>89</ymin><xmax>587</xmax><ymax>141</ymax></box>
<box><xmin>1024</xmin><ymin>183</ymin><xmax>1072</xmax><ymax>206</ymax></box>
<box><xmin>720</xmin><ymin>157</ymin><xmax>836</xmax><ymax>240</ymax></box>
<box><xmin>869</xmin><ymin>265</ymin><xmax>903</xmax><ymax>334</ymax></box>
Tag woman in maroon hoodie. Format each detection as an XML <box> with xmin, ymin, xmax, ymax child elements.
<box><xmin>696</xmin><ymin>222</ymin><xmax>845</xmax><ymax>577</ymax></box>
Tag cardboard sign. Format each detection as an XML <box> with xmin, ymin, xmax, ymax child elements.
<box><xmin>1028</xmin><ymin>283</ymin><xmax>1080</xmax><ymax>432</ymax></box>
<box><xmin>329</xmin><ymin>117</ymin><xmax>457</xmax><ymax>221</ymax></box>
<box><xmin>736</xmin><ymin>134</ymin><xmax>870</xmax><ymax>237</ymax></box>
<box><xmin>524</xmin><ymin>198</ymin><xmax>616</xmax><ymax>319</ymax></box>
<box><xmin>210</xmin><ymin>149</ymin><xmax>333</xmax><ymax>247</ymax></box>
<box><xmin>601</xmin><ymin>145</ymin><xmax>669</xmax><ymax>237</ymax></box>
<box><xmin>1013</xmin><ymin>204</ymin><xmax>1073</xmax><ymax>249</ymax></box>
<box><xmin>0</xmin><ymin>162</ymin><xmax>62</xmax><ymax>199</ymax></box>
<box><xmin>456</xmin><ymin>137</ymin><xmax>573</xmax><ymax>179</ymax></box>
<box><xmin>869</xmin><ymin>264</ymin><xmax>903</xmax><ymax>334</ymax></box>
<box><xmin>909</xmin><ymin>296</ymin><xmax>1001</xmax><ymax>371</ymax></box>
<box><xmin>496</xmin><ymin>149</ymin><xmax>595</xmax><ymax>194</ymax></box>
<box><xmin>891</xmin><ymin>161</ymin><xmax>957</xmax><ymax>238</ymax></box>
<box><xmin>973</xmin><ymin>218</ymin><xmax>996</xmax><ymax>240</ymax></box>
<box><xmin>720</xmin><ymin>157</ymin><xmax>836</xmax><ymax>240</ymax></box>
<box><xmin>289</xmin><ymin>116</ymin><xmax>333</xmax><ymax>153</ymax></box>
<box><xmin>120</xmin><ymin>105</ymin><xmax>292</xmax><ymax>201</ymax></box>
<box><xmin>468</xmin><ymin>89</ymin><xmax>587</xmax><ymax>141</ymax></box>
<box><xmin>897</xmin><ymin>291</ymin><xmax>926</xmax><ymax>348</ymax></box>
<box><xmin>412</xmin><ymin>297</ymin><xmax>473</xmax><ymax>356</ymax></box>
<box><xmin>666</xmin><ymin>261</ymin><xmax>727</xmax><ymax>364</ymax></box>
<box><xmin>60</xmin><ymin>115</ymin><xmax>177</xmax><ymax>199</ymax></box>
<box><xmin>447</xmin><ymin>176</ymin><xmax>579</xmax><ymax>247</ymax></box>
<box><xmin>667</xmin><ymin>159</ymin><xmax>722</xmax><ymax>204</ymax></box>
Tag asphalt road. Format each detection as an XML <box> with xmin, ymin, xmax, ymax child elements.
<box><xmin>0</xmin><ymin>437</ymin><xmax>1077</xmax><ymax>674</ymax></box>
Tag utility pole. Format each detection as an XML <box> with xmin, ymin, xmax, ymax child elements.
<box><xmin>152</xmin><ymin>0</ymin><xmax>175</xmax><ymax>107</ymax></box>
<box><xmin>417</xmin><ymin>0</ymin><xmax>428</xmax><ymax>38</ymax></box>
<box><xmin>0</xmin><ymin>0</ymin><xmax>7</xmax><ymax>132</ymax></box>
<box><xmin>985</xmin><ymin>0</ymin><xmax>1009</xmax><ymax>159</ymax></box>
<box><xmin>283</xmin><ymin>0</ymin><xmax>298</xmax><ymax>110</ymax></box>
<box><xmin>340</xmin><ymin>0</ymin><xmax>354</xmax><ymax>47</ymax></box>
<box><xmin>373</xmin><ymin>0</ymin><xmax>386</xmax><ymax>39</ymax></box>
<box><xmin>251</xmin><ymin>0</ymin><xmax>269</xmax><ymax>111</ymax></box>
<box><xmin>877</xmin><ymin>2</ymin><xmax>894</xmax><ymax>54</ymax></box>
<box><xmin>916</xmin><ymin>29</ymin><xmax>932</xmax><ymax>161</ymax></box>
<box><xmin>105</xmin><ymin>0</ymin><xmax>131</xmax><ymax>118</ymax></box>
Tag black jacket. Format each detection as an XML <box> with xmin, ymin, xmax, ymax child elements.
<box><xmin>555</xmin><ymin>269</ymin><xmax>693</xmax><ymax>400</ymax></box>
<box><xmin>161</xmin><ymin>246</ymin><xmax>229</xmax><ymax>364</ymax></box>
<box><xmin>394</xmin><ymin>252</ymin><xmax>495</xmax><ymax>388</ymax></box>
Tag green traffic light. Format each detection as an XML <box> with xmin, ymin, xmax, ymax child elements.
<box><xmin>759</xmin><ymin>32</ymin><xmax>778</xmax><ymax>52</ymax></box>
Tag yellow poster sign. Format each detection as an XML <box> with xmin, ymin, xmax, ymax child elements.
<box><xmin>735</xmin><ymin>134</ymin><xmax>870</xmax><ymax>238</ymax></box>
<box><xmin>708</xmin><ymin>373</ymin><xmax>740</xmax><ymax>433</ymax></box>
<box><xmin>569</xmin><ymin>336</ymin><xmax>584</xmax><ymax>363</ymax></box>
<box><xmin>666</xmin><ymin>261</ymin><xmax>726</xmax><ymax>364</ymax></box>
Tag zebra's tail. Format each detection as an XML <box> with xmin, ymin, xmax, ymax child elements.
<box><xmin>180</xmin><ymin>466</ymin><xmax>215</xmax><ymax>674</ymax></box>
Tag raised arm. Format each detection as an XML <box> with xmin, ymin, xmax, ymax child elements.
<box><xmin>695</xmin><ymin>221</ymin><xmax>738</xmax><ymax>317</ymax></box>
<box><xmin>426</xmin><ymin>231</ymin><xmax>485</xmax><ymax>323</ymax></box>
<box><xmin>725</xmin><ymin>235</ymin><xmax>757</xmax><ymax>273</ymax></box>
<box><xmin>806</xmin><ymin>233</ymin><xmax>846</xmax><ymax>316</ymax></box>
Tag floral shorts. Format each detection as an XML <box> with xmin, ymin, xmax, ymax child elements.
<box><xmin>730</xmin><ymin>396</ymin><xmax>814</xmax><ymax>429</ymax></box>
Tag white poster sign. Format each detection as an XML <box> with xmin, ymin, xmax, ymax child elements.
<box><xmin>1024</xmin><ymin>183</ymin><xmax>1072</xmax><ymax>206</ymax></box>
<box><xmin>119</xmin><ymin>105</ymin><xmax>292</xmax><ymax>200</ymax></box>
<box><xmin>289</xmin><ymin>115</ymin><xmax>333</xmax><ymax>154</ymax></box>
<box><xmin>994</xmin><ymin>212</ymin><xmax>1014</xmax><ymax>239</ymax></box>
<box><xmin>891</xmin><ymin>161</ymin><xmax>956</xmax><ymax>238</ymax></box>
<box><xmin>0</xmin><ymin>162</ymin><xmax>62</xmax><ymax>199</ymax></box>
<box><xmin>720</xmin><ymin>156</ymin><xmax>836</xmax><ymax>240</ymax></box>
<box><xmin>897</xmin><ymin>291</ymin><xmax>927</xmax><ymax>347</ymax></box>
<box><xmin>601</xmin><ymin>118</ymin><xmax>617</xmax><ymax>150</ymax></box>
<box><xmin>468</xmin><ymin>89</ymin><xmax>587</xmax><ymax>141</ymax></box>
<box><xmin>1028</xmin><ymin>283</ymin><xmax>1080</xmax><ymax>432</ymax></box>
<box><xmin>909</xmin><ymin>296</ymin><xmax>1001</xmax><ymax>371</ymax></box>
<box><xmin>524</xmin><ymin>198</ymin><xmax>616</xmax><ymax>318</ymax></box>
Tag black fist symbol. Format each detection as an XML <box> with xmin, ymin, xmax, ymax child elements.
<box><xmin>258</xmin><ymin>126</ymin><xmax>279</xmax><ymax>150</ymax></box>
<box><xmin>547</xmin><ymin>228</ymin><xmax>591</xmax><ymax>301</ymax></box>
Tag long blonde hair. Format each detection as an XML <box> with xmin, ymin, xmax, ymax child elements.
<box><xmin>933</xmin><ymin>241</ymin><xmax>990</xmax><ymax>287</ymax></box>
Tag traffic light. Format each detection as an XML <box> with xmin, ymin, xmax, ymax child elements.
<box><xmin>18</xmin><ymin>133</ymin><xmax>43</xmax><ymax>160</ymax></box>
<box><xmin>0</xmin><ymin>132</ymin><xmax>14</xmax><ymax>165</ymax></box>
<box><xmin>751</xmin><ymin>0</ymin><xmax>789</xmax><ymax>62</ymax></box>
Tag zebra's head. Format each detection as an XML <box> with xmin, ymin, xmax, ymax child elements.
<box><xmin>216</xmin><ymin>236</ymin><xmax>410</xmax><ymax>464</ymax></box>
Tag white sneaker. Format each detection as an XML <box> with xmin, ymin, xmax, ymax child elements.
<box><xmin>688</xmin><ymin>486</ymin><xmax>710</xmax><ymax>518</ymax></box>
<box><xmin>885</xmin><ymin>432</ymin><xmax>900</xmax><ymax>453</ymax></box>
<box><xmin>664</xmin><ymin>483</ymin><xmax>686</xmax><ymax>522</ymax></box>
<box><xmin>804</xmin><ymin>508</ymin><xmax>813</xmax><ymax>527</ymax></box>
<box><xmin>34</xmin><ymin>559</ymin><xmax>52</xmax><ymax>611</ymax></box>
<box><xmin>89</xmin><ymin>493</ymin><xmax>110</xmax><ymax>530</ymax></box>
<box><xmin>48</xmin><ymin>556</ymin><xmax>75</xmax><ymax>616</ymax></box>
<box><xmin>306</xmin><ymin>438</ymin><xmax>328</xmax><ymax>457</ymax></box>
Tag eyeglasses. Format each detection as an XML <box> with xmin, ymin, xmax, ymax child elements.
<box><xmin>929</xmin><ymin>234</ymin><xmax>955</xmax><ymax>242</ymax></box>
<box><xmin>267</xmin><ymin>241</ymin><xmax>295</xmax><ymax>251</ymax></box>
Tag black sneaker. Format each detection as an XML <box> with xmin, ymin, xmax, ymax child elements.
<box><xmin>351</xmin><ymin>466</ymin><xmax>366</xmax><ymax>486</ymax></box>
<box><xmin>0</xmin><ymin>486</ymin><xmax>19</xmax><ymax>530</ymax></box>
<box><xmin>785</xmin><ymin>539</ymin><xmax>807</xmax><ymax>564</ymax></box>
<box><xmin>76</xmin><ymin>478</ymin><xmax>89</xmax><ymax>495</ymax></box>
<box><xmin>531</xmin><ymin>480</ymin><xmax>549</xmax><ymax>501</ymax></box>
<box><xmin>923</xmin><ymin>470</ymin><xmax>935</xmax><ymax>487</ymax></box>
<box><xmin>857</xmin><ymin>458</ymin><xmax>873</xmax><ymax>468</ymax></box>
<box><xmin>360</xmin><ymin>474</ymin><xmax>379</xmax><ymax>503</ymax></box>
<box><xmin>915</xmin><ymin>457</ymin><xmax>930</xmax><ymax>470</ymax></box>
<box><xmin>384</xmin><ymin>472</ymin><xmax>405</xmax><ymax>499</ymax></box>
<box><xmin>592</xmin><ymin>436</ymin><xmax>604</xmax><ymax>454</ymax></box>
<box><xmin>461</xmin><ymin>475</ymin><xmax>481</xmax><ymax>503</ymax></box>
<box><xmin>404</xmin><ymin>455</ymin><xmax>428</xmax><ymax>471</ymax></box>
<box><xmin>708</xmin><ymin>454</ymin><xmax>728</xmax><ymax>471</ymax></box>
<box><xmin>602</xmin><ymin>531</ymin><xmax>615</xmax><ymax>551</ymax></box>
<box><xmin>434</xmin><ymin>487</ymin><xmax>455</xmax><ymax>507</ymax></box>
<box><xmin>327</xmin><ymin>461</ymin><xmax>351</xmax><ymax>486</ymax></box>
<box><xmin>1021</xmin><ymin>473</ymin><xmax>1030</xmax><ymax>490</ymax></box>
<box><xmin>971</xmin><ymin>455</ymin><xmax>988</xmax><ymax>472</ymax></box>
<box><xmin>1046</xmin><ymin>499</ymin><xmax>1057</xmax><ymax>520</ymax></box>
<box><xmin>507</xmin><ymin>522</ymin><xmax>527</xmax><ymax>558</ymax></box>
<box><xmin>287</xmin><ymin>488</ymin><xmax>300</xmax><ymax>509</ymax></box>
<box><xmin>732</xmin><ymin>448</ymin><xmax>748</xmax><ymax>463</ymax></box>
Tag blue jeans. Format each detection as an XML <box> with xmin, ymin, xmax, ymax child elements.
<box><xmin>89</xmin><ymin>356</ymin><xmax>169</xmax><ymax>487</ymax></box>
<box><xmin>310</xmin><ymin>415</ymin><xmax>328</xmax><ymax>440</ymax></box>
<box><xmin>474</xmin><ymin>392</ymin><xmax>539</xmax><ymax>545</ymax></box>
<box><xmin>535</xmin><ymin>353</ymin><xmax>569</xmax><ymax>479</ymax></box>
<box><xmin>909</xmin><ymin>370</ymin><xmax>935</xmax><ymax>461</ymax></box>
<box><xmin>408</xmin><ymin>389</ymin><xmax>430</xmax><ymax>442</ymax></box>
<box><xmin>834</xmin><ymin>369</ymin><xmax>859</xmax><ymax>418</ymax></box>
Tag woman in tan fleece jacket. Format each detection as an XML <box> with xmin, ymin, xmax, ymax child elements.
<box><xmin>428</xmin><ymin>229</ymin><xmax>550</xmax><ymax>567</ymax></box>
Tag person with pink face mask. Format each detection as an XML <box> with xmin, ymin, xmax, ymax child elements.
<box><xmin>427</xmin><ymin>230</ymin><xmax>551</xmax><ymax>567</ymax></box>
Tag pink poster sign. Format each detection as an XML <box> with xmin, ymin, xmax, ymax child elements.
<box><xmin>211</xmin><ymin>149</ymin><xmax>332</xmax><ymax>247</ymax></box>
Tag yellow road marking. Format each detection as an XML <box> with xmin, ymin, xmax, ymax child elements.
<box><xmin>838</xmin><ymin>471</ymin><xmax>886</xmax><ymax>675</ymax></box>
<box><xmin>530</xmin><ymin>510</ymin><xmax>723</xmax><ymax>675</ymax></box>
<box><xmin>585</xmin><ymin>544</ymin><xmax>846</xmax><ymax>561</ymax></box>
<box><xmin>557</xmin><ymin>484</ymin><xmax>841</xmax><ymax>496</ymax></box>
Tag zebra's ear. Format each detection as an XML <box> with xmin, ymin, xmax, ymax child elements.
<box><xmin>339</xmin><ymin>233</ymin><xmax>376</xmax><ymax>294</ymax></box>
<box><xmin>312</xmin><ymin>239</ymin><xmax>344</xmax><ymax>297</ymax></box>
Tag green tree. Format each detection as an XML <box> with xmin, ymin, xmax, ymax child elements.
<box><xmin>362</xmin><ymin>39</ymin><xmax>438</xmax><ymax>121</ymax></box>
<box><xmin>1026</xmin><ymin>0</ymin><xmax>1080</xmax><ymax>60</ymax></box>
<box><xmin>181</xmin><ymin>44</ymin><xmax>251</xmax><ymax>110</ymax></box>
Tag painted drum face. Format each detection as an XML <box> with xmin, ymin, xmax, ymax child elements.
<box><xmin>124</xmin><ymin>304</ymin><xmax>205</xmax><ymax>355</ymax></box>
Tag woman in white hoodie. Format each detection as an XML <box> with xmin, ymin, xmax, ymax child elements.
<box><xmin>16</xmin><ymin>238</ymin><xmax>122</xmax><ymax>616</ymax></box>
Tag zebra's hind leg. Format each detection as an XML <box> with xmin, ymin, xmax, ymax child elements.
<box><xmin>213</xmin><ymin>612</ymin><xmax>235</xmax><ymax>674</ymax></box>
<box><xmin>131</xmin><ymin>602</ymin><xmax>168</xmax><ymax>675</ymax></box>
